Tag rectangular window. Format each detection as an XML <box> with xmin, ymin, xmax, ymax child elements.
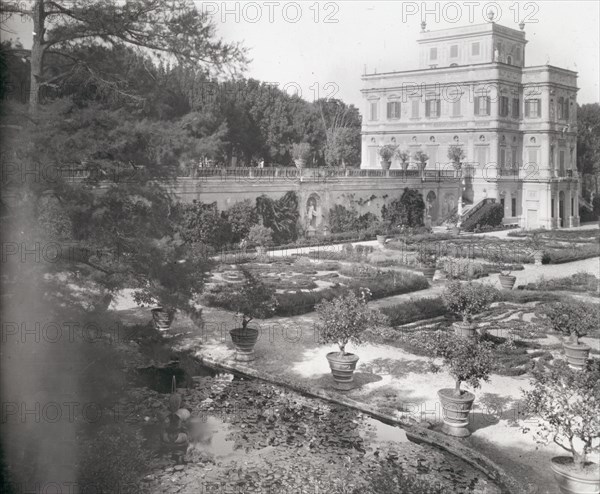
<box><xmin>476</xmin><ymin>146</ymin><xmax>488</xmax><ymax>167</ymax></box>
<box><xmin>511</xmin><ymin>197</ymin><xmax>517</xmax><ymax>217</ymax></box>
<box><xmin>387</xmin><ymin>101</ymin><xmax>401</xmax><ymax>119</ymax></box>
<box><xmin>571</xmin><ymin>197</ymin><xmax>574</xmax><ymax>216</ymax></box>
<box><xmin>525</xmin><ymin>99</ymin><xmax>541</xmax><ymax>118</ymax></box>
<box><xmin>369</xmin><ymin>101</ymin><xmax>378</xmax><ymax>121</ymax></box>
<box><xmin>512</xmin><ymin>98</ymin><xmax>520</xmax><ymax>118</ymax></box>
<box><xmin>557</xmin><ymin>97</ymin><xmax>564</xmax><ymax>119</ymax></box>
<box><xmin>511</xmin><ymin>148</ymin><xmax>518</xmax><ymax>167</ymax></box>
<box><xmin>450</xmin><ymin>44</ymin><xmax>458</xmax><ymax>58</ymax></box>
<box><xmin>500</xmin><ymin>198</ymin><xmax>505</xmax><ymax>215</ymax></box>
<box><xmin>452</xmin><ymin>99</ymin><xmax>461</xmax><ymax>116</ymax></box>
<box><xmin>430</xmin><ymin>47</ymin><xmax>437</xmax><ymax>60</ymax></box>
<box><xmin>564</xmin><ymin>99</ymin><xmax>570</xmax><ymax>119</ymax></box>
<box><xmin>411</xmin><ymin>99</ymin><xmax>420</xmax><ymax>118</ymax></box>
<box><xmin>551</xmin><ymin>198</ymin><xmax>555</xmax><ymax>218</ymax></box>
<box><xmin>528</xmin><ymin>148</ymin><xmax>537</xmax><ymax>166</ymax></box>
<box><xmin>427</xmin><ymin>148</ymin><xmax>438</xmax><ymax>168</ymax></box>
<box><xmin>500</xmin><ymin>96</ymin><xmax>509</xmax><ymax>117</ymax></box>
<box><xmin>425</xmin><ymin>98</ymin><xmax>441</xmax><ymax>118</ymax></box>
<box><xmin>500</xmin><ymin>148</ymin><xmax>506</xmax><ymax>167</ymax></box>
<box><xmin>474</xmin><ymin>96</ymin><xmax>491</xmax><ymax>116</ymax></box>
<box><xmin>471</xmin><ymin>42</ymin><xmax>480</xmax><ymax>56</ymax></box>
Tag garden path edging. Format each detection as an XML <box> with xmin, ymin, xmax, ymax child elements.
<box><xmin>193</xmin><ymin>351</ymin><xmax>524</xmax><ymax>494</ymax></box>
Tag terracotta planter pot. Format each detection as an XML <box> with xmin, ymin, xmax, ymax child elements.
<box><xmin>230</xmin><ymin>328</ymin><xmax>260</xmax><ymax>362</ymax></box>
<box><xmin>551</xmin><ymin>456</ymin><xmax>600</xmax><ymax>494</ymax></box>
<box><xmin>498</xmin><ymin>274</ymin><xmax>516</xmax><ymax>290</ymax></box>
<box><xmin>326</xmin><ymin>351</ymin><xmax>359</xmax><ymax>391</ymax></box>
<box><xmin>453</xmin><ymin>321</ymin><xmax>476</xmax><ymax>338</ymax></box>
<box><xmin>376</xmin><ymin>235</ymin><xmax>387</xmax><ymax>246</ymax></box>
<box><xmin>563</xmin><ymin>342</ymin><xmax>591</xmax><ymax>370</ymax></box>
<box><xmin>438</xmin><ymin>388</ymin><xmax>475</xmax><ymax>438</ymax></box>
<box><xmin>380</xmin><ymin>160</ymin><xmax>391</xmax><ymax>170</ymax></box>
<box><xmin>422</xmin><ymin>266</ymin><xmax>436</xmax><ymax>282</ymax></box>
<box><xmin>151</xmin><ymin>308</ymin><xmax>175</xmax><ymax>331</ymax></box>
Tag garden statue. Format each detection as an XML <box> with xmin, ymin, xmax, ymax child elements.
<box><xmin>307</xmin><ymin>197</ymin><xmax>319</xmax><ymax>229</ymax></box>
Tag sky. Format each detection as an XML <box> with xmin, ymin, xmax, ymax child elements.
<box><xmin>2</xmin><ymin>1</ymin><xmax>599</xmax><ymax>108</ymax></box>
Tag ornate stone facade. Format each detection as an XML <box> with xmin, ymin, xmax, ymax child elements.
<box><xmin>361</xmin><ymin>22</ymin><xmax>580</xmax><ymax>229</ymax></box>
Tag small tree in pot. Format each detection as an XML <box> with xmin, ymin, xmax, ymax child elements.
<box><xmin>247</xmin><ymin>224</ymin><xmax>274</xmax><ymax>256</ymax></box>
<box><xmin>379</xmin><ymin>144</ymin><xmax>397</xmax><ymax>170</ymax></box>
<box><xmin>442</xmin><ymin>281</ymin><xmax>500</xmax><ymax>338</ymax></box>
<box><xmin>428</xmin><ymin>332</ymin><xmax>493</xmax><ymax>437</ymax></box>
<box><xmin>315</xmin><ymin>289</ymin><xmax>388</xmax><ymax>390</ymax></box>
<box><xmin>413</xmin><ymin>150</ymin><xmax>429</xmax><ymax>173</ymax></box>
<box><xmin>527</xmin><ymin>232</ymin><xmax>546</xmax><ymax>266</ymax></box>
<box><xmin>522</xmin><ymin>359</ymin><xmax>600</xmax><ymax>494</ymax></box>
<box><xmin>210</xmin><ymin>268</ymin><xmax>277</xmax><ymax>361</ymax></box>
<box><xmin>488</xmin><ymin>248</ymin><xmax>517</xmax><ymax>290</ymax></box>
<box><xmin>545</xmin><ymin>302</ymin><xmax>598</xmax><ymax>369</ymax></box>
<box><xmin>447</xmin><ymin>145</ymin><xmax>465</xmax><ymax>174</ymax></box>
<box><xmin>395</xmin><ymin>149</ymin><xmax>411</xmax><ymax>171</ymax></box>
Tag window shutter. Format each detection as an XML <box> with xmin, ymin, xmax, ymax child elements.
<box><xmin>524</xmin><ymin>101</ymin><xmax>530</xmax><ymax>117</ymax></box>
<box><xmin>436</xmin><ymin>100</ymin><xmax>441</xmax><ymax>117</ymax></box>
<box><xmin>474</xmin><ymin>97</ymin><xmax>480</xmax><ymax>115</ymax></box>
<box><xmin>536</xmin><ymin>99</ymin><xmax>541</xmax><ymax>117</ymax></box>
<box><xmin>485</xmin><ymin>97</ymin><xmax>491</xmax><ymax>115</ymax></box>
<box><xmin>425</xmin><ymin>101</ymin><xmax>431</xmax><ymax>117</ymax></box>
<box><xmin>387</xmin><ymin>102</ymin><xmax>392</xmax><ymax>119</ymax></box>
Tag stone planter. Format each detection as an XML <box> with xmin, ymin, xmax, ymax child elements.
<box><xmin>422</xmin><ymin>266</ymin><xmax>436</xmax><ymax>282</ymax></box>
<box><xmin>563</xmin><ymin>342</ymin><xmax>591</xmax><ymax>370</ymax></box>
<box><xmin>498</xmin><ymin>274</ymin><xmax>516</xmax><ymax>290</ymax></box>
<box><xmin>453</xmin><ymin>321</ymin><xmax>476</xmax><ymax>338</ymax></box>
<box><xmin>151</xmin><ymin>307</ymin><xmax>175</xmax><ymax>331</ymax></box>
<box><xmin>326</xmin><ymin>351</ymin><xmax>359</xmax><ymax>391</ymax></box>
<box><xmin>376</xmin><ymin>235</ymin><xmax>387</xmax><ymax>246</ymax></box>
<box><xmin>230</xmin><ymin>328</ymin><xmax>260</xmax><ymax>362</ymax></box>
<box><xmin>438</xmin><ymin>388</ymin><xmax>475</xmax><ymax>437</ymax></box>
<box><xmin>550</xmin><ymin>456</ymin><xmax>600</xmax><ymax>494</ymax></box>
<box><xmin>380</xmin><ymin>160</ymin><xmax>392</xmax><ymax>170</ymax></box>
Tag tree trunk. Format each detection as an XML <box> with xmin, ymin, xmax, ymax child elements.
<box><xmin>29</xmin><ymin>0</ymin><xmax>45</xmax><ymax>115</ymax></box>
<box><xmin>454</xmin><ymin>379</ymin><xmax>462</xmax><ymax>396</ymax></box>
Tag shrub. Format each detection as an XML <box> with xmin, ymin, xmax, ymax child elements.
<box><xmin>426</xmin><ymin>332</ymin><xmax>494</xmax><ymax>395</ymax></box>
<box><xmin>315</xmin><ymin>290</ymin><xmax>388</xmax><ymax>355</ymax></box>
<box><xmin>174</xmin><ymin>200</ymin><xmax>231</xmax><ymax>248</ymax></box>
<box><xmin>382</xmin><ymin>297</ymin><xmax>447</xmax><ymax>326</ymax></box>
<box><xmin>521</xmin><ymin>272</ymin><xmax>599</xmax><ymax>295</ymax></box>
<box><xmin>378</xmin><ymin>144</ymin><xmax>397</xmax><ymax>162</ymax></box>
<box><xmin>328</xmin><ymin>204</ymin><xmax>359</xmax><ymax>233</ymax></box>
<box><xmin>522</xmin><ymin>359</ymin><xmax>600</xmax><ymax>471</ymax></box>
<box><xmin>544</xmin><ymin>301</ymin><xmax>599</xmax><ymax>344</ymax></box>
<box><xmin>247</xmin><ymin>224</ymin><xmax>274</xmax><ymax>247</ymax></box>
<box><xmin>442</xmin><ymin>281</ymin><xmax>500</xmax><ymax>322</ymax></box>
<box><xmin>382</xmin><ymin>188</ymin><xmax>425</xmax><ymax>228</ymax></box>
<box><xmin>256</xmin><ymin>191</ymin><xmax>299</xmax><ymax>244</ymax></box>
<box><xmin>291</xmin><ymin>142</ymin><xmax>311</xmax><ymax>162</ymax></box>
<box><xmin>226</xmin><ymin>199</ymin><xmax>258</xmax><ymax>243</ymax></box>
<box><xmin>440</xmin><ymin>257</ymin><xmax>486</xmax><ymax>280</ymax></box>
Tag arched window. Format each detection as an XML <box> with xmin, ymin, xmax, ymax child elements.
<box><xmin>507</xmin><ymin>56</ymin><xmax>512</xmax><ymax>65</ymax></box>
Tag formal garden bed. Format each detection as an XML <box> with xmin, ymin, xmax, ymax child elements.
<box><xmin>204</xmin><ymin>257</ymin><xmax>429</xmax><ymax>318</ymax></box>
<box><xmin>519</xmin><ymin>272</ymin><xmax>600</xmax><ymax>297</ymax></box>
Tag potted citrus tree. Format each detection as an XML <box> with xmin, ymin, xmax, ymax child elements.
<box><xmin>447</xmin><ymin>145</ymin><xmax>465</xmax><ymax>177</ymax></box>
<box><xmin>247</xmin><ymin>224</ymin><xmax>274</xmax><ymax>256</ymax></box>
<box><xmin>214</xmin><ymin>268</ymin><xmax>277</xmax><ymax>361</ymax></box>
<box><xmin>413</xmin><ymin>150</ymin><xmax>429</xmax><ymax>174</ymax></box>
<box><xmin>292</xmin><ymin>142</ymin><xmax>311</xmax><ymax>169</ymax></box>
<box><xmin>315</xmin><ymin>289</ymin><xmax>388</xmax><ymax>390</ymax></box>
<box><xmin>528</xmin><ymin>232</ymin><xmax>545</xmax><ymax>266</ymax></box>
<box><xmin>545</xmin><ymin>302</ymin><xmax>597</xmax><ymax>369</ymax></box>
<box><xmin>417</xmin><ymin>248</ymin><xmax>437</xmax><ymax>282</ymax></box>
<box><xmin>396</xmin><ymin>149</ymin><xmax>410</xmax><ymax>172</ymax></box>
<box><xmin>428</xmin><ymin>332</ymin><xmax>493</xmax><ymax>437</ymax></box>
<box><xmin>442</xmin><ymin>281</ymin><xmax>499</xmax><ymax>338</ymax></box>
<box><xmin>489</xmin><ymin>249</ymin><xmax>517</xmax><ymax>290</ymax></box>
<box><xmin>522</xmin><ymin>359</ymin><xmax>600</xmax><ymax>494</ymax></box>
<box><xmin>379</xmin><ymin>144</ymin><xmax>397</xmax><ymax>170</ymax></box>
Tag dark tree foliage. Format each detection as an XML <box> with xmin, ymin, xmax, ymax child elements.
<box><xmin>382</xmin><ymin>188</ymin><xmax>425</xmax><ymax>227</ymax></box>
<box><xmin>328</xmin><ymin>204</ymin><xmax>359</xmax><ymax>233</ymax></box>
<box><xmin>256</xmin><ymin>191</ymin><xmax>299</xmax><ymax>244</ymax></box>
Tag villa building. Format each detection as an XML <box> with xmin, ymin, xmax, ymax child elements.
<box><xmin>361</xmin><ymin>21</ymin><xmax>580</xmax><ymax>229</ymax></box>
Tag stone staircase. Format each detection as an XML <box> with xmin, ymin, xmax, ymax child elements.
<box><xmin>435</xmin><ymin>198</ymin><xmax>492</xmax><ymax>229</ymax></box>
